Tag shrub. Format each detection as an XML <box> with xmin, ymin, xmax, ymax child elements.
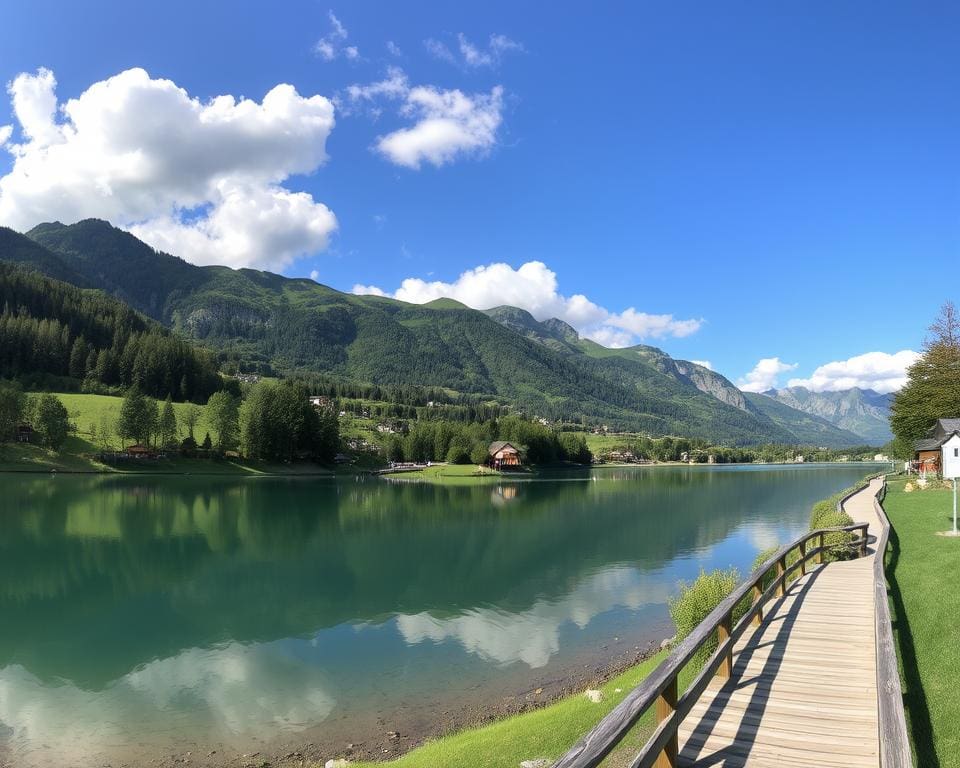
<box><xmin>669</xmin><ymin>568</ymin><xmax>750</xmax><ymax>670</ymax></box>
<box><xmin>751</xmin><ymin>543</ymin><xmax>805</xmax><ymax>593</ymax></box>
<box><xmin>811</xmin><ymin>508</ymin><xmax>858</xmax><ymax>561</ymax></box>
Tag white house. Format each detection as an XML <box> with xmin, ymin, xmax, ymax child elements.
<box><xmin>914</xmin><ymin>419</ymin><xmax>960</xmax><ymax>477</ymax></box>
<box><xmin>943</xmin><ymin>433</ymin><xmax>960</xmax><ymax>480</ymax></box>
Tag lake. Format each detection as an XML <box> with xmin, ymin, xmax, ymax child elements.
<box><xmin>0</xmin><ymin>464</ymin><xmax>874</xmax><ymax>766</ymax></box>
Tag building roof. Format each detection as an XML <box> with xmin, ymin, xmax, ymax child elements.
<box><xmin>915</xmin><ymin>430</ymin><xmax>960</xmax><ymax>451</ymax></box>
<box><xmin>928</xmin><ymin>419</ymin><xmax>960</xmax><ymax>439</ymax></box>
<box><xmin>488</xmin><ymin>441</ymin><xmax>519</xmax><ymax>455</ymax></box>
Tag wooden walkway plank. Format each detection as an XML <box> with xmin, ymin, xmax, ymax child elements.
<box><xmin>675</xmin><ymin>477</ymin><xmax>885</xmax><ymax>767</ymax></box>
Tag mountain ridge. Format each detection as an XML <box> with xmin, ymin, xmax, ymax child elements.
<box><xmin>758</xmin><ymin>386</ymin><xmax>893</xmax><ymax>444</ymax></box>
<box><xmin>0</xmin><ymin>218</ymin><xmax>868</xmax><ymax>447</ymax></box>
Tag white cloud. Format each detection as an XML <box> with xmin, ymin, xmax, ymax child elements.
<box><xmin>424</xmin><ymin>38</ymin><xmax>456</xmax><ymax>63</ymax></box>
<box><xmin>342</xmin><ymin>66</ymin><xmax>409</xmax><ymax>109</ymax></box>
<box><xmin>310</xmin><ymin>269</ymin><xmax>320</xmax><ymax>281</ymax></box>
<box><xmin>787</xmin><ymin>350</ymin><xmax>919</xmax><ymax>394</ymax></box>
<box><xmin>0</xmin><ymin>67</ymin><xmax>338</xmax><ymax>270</ymax></box>
<box><xmin>0</xmin><ymin>124</ymin><xmax>11</xmax><ymax>145</ymax></box>
<box><xmin>352</xmin><ymin>260</ymin><xmax>702</xmax><ymax>344</ymax></box>
<box><xmin>737</xmin><ymin>357</ymin><xmax>798</xmax><ymax>393</ymax></box>
<box><xmin>376</xmin><ymin>84</ymin><xmax>504</xmax><ymax>168</ymax></box>
<box><xmin>691</xmin><ymin>360</ymin><xmax>713</xmax><ymax>370</ymax></box>
<box><xmin>458</xmin><ymin>33</ymin><xmax>524</xmax><ymax>67</ymax></box>
<box><xmin>425</xmin><ymin>33</ymin><xmax>524</xmax><ymax>68</ymax></box>
<box><xmin>313</xmin><ymin>10</ymin><xmax>358</xmax><ymax>61</ymax></box>
<box><xmin>386</xmin><ymin>40</ymin><xmax>403</xmax><ymax>57</ymax></box>
<box><xmin>343</xmin><ymin>67</ymin><xmax>507</xmax><ymax>169</ymax></box>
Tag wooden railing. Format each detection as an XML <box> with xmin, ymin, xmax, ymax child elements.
<box><xmin>552</xmin><ymin>522</ymin><xmax>870</xmax><ymax>768</ymax></box>
<box><xmin>865</xmin><ymin>478</ymin><xmax>912</xmax><ymax>768</ymax></box>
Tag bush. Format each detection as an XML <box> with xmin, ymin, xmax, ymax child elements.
<box><xmin>811</xmin><ymin>509</ymin><xmax>859</xmax><ymax>561</ymax></box>
<box><xmin>669</xmin><ymin>568</ymin><xmax>750</xmax><ymax>670</ymax></box>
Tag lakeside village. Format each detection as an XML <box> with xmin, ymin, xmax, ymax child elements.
<box><xmin>0</xmin><ymin>374</ymin><xmax>890</xmax><ymax>474</ymax></box>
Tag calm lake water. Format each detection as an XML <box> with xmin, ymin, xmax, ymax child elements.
<box><xmin>0</xmin><ymin>464</ymin><xmax>874</xmax><ymax>766</ymax></box>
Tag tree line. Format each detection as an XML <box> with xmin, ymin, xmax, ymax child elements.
<box><xmin>111</xmin><ymin>380</ymin><xmax>339</xmax><ymax>463</ymax></box>
<box><xmin>0</xmin><ymin>263</ymin><xmax>221</xmax><ymax>401</ymax></box>
<box><xmin>381</xmin><ymin>415</ymin><xmax>592</xmax><ymax>466</ymax></box>
<box><xmin>598</xmin><ymin>434</ymin><xmax>882</xmax><ymax>464</ymax></box>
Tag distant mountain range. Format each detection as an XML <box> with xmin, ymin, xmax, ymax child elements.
<box><xmin>757</xmin><ymin>386</ymin><xmax>893</xmax><ymax>445</ymax></box>
<box><xmin>0</xmin><ymin>218</ymin><xmax>885</xmax><ymax>447</ymax></box>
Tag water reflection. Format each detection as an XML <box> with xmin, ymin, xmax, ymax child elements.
<box><xmin>0</xmin><ymin>465</ymin><xmax>873</xmax><ymax>763</ymax></box>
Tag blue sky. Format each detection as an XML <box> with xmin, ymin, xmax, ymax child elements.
<box><xmin>0</xmin><ymin>0</ymin><xmax>957</xmax><ymax>392</ymax></box>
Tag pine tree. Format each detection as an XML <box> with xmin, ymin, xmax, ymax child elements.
<box><xmin>158</xmin><ymin>395</ymin><xmax>178</xmax><ymax>449</ymax></box>
<box><xmin>69</xmin><ymin>336</ymin><xmax>88</xmax><ymax>378</ymax></box>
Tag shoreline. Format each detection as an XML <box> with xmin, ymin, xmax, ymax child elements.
<box><xmin>0</xmin><ymin>458</ymin><xmax>891</xmax><ymax>478</ymax></box>
<box><xmin>39</xmin><ymin>639</ymin><xmax>665</xmax><ymax>768</ymax></box>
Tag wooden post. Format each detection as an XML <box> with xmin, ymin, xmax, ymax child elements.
<box><xmin>654</xmin><ymin>677</ymin><xmax>678</xmax><ymax>768</ymax></box>
<box><xmin>799</xmin><ymin>539</ymin><xmax>806</xmax><ymax>576</ymax></box>
<box><xmin>752</xmin><ymin>581</ymin><xmax>763</xmax><ymax>626</ymax></box>
<box><xmin>816</xmin><ymin>532</ymin><xmax>824</xmax><ymax>565</ymax></box>
<box><xmin>716</xmin><ymin>614</ymin><xmax>733</xmax><ymax>679</ymax></box>
<box><xmin>776</xmin><ymin>556</ymin><xmax>786</xmax><ymax>597</ymax></box>
<box><xmin>860</xmin><ymin>525</ymin><xmax>868</xmax><ymax>557</ymax></box>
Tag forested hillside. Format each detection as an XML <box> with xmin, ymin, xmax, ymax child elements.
<box><xmin>0</xmin><ymin>218</ymin><xmax>866</xmax><ymax>446</ymax></box>
<box><xmin>0</xmin><ymin>262</ymin><xmax>221</xmax><ymax>401</ymax></box>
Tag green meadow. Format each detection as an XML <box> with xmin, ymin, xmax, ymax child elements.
<box><xmin>884</xmin><ymin>477</ymin><xmax>960</xmax><ymax>767</ymax></box>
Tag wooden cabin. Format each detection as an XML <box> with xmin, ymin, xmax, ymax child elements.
<box><xmin>488</xmin><ymin>441</ymin><xmax>521</xmax><ymax>470</ymax></box>
<box><xmin>913</xmin><ymin>419</ymin><xmax>960</xmax><ymax>476</ymax></box>
<box><xmin>123</xmin><ymin>444</ymin><xmax>155</xmax><ymax>458</ymax></box>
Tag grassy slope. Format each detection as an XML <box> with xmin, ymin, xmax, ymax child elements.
<box><xmin>884</xmin><ymin>478</ymin><xmax>960</xmax><ymax>766</ymax></box>
<box><xmin>0</xmin><ymin>393</ymin><xmax>332</xmax><ymax>475</ymax></box>
<box><xmin>349</xmin><ymin>650</ymin><xmax>670</xmax><ymax>768</ymax></box>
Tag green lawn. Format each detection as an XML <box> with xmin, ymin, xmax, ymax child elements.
<box><xmin>381</xmin><ymin>463</ymin><xmax>507</xmax><ymax>483</ymax></box>
<box><xmin>584</xmin><ymin>431</ymin><xmax>644</xmax><ymax>454</ymax></box>
<box><xmin>347</xmin><ymin>650</ymin><xmax>672</xmax><ymax>768</ymax></box>
<box><xmin>884</xmin><ymin>477</ymin><xmax>960</xmax><ymax>766</ymax></box>
<box><xmin>55</xmin><ymin>392</ymin><xmax>219</xmax><ymax>452</ymax></box>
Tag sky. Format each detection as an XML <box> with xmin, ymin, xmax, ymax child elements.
<box><xmin>0</xmin><ymin>0</ymin><xmax>957</xmax><ymax>393</ymax></box>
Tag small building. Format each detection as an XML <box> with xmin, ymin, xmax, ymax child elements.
<box><xmin>488</xmin><ymin>441</ymin><xmax>522</xmax><ymax>470</ymax></box>
<box><xmin>124</xmin><ymin>444</ymin><xmax>156</xmax><ymax>458</ymax></box>
<box><xmin>309</xmin><ymin>395</ymin><xmax>333</xmax><ymax>409</ymax></box>
<box><xmin>16</xmin><ymin>423</ymin><xmax>34</xmax><ymax>443</ymax></box>
<box><xmin>915</xmin><ymin>419</ymin><xmax>960</xmax><ymax>476</ymax></box>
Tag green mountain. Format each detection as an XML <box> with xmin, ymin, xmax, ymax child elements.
<box><xmin>0</xmin><ymin>227</ymin><xmax>92</xmax><ymax>287</ymax></box>
<box><xmin>482</xmin><ymin>306</ymin><xmax>863</xmax><ymax>448</ymax></box>
<box><xmin>1</xmin><ymin>218</ymin><xmax>862</xmax><ymax>446</ymax></box>
<box><xmin>759</xmin><ymin>386</ymin><xmax>893</xmax><ymax>444</ymax></box>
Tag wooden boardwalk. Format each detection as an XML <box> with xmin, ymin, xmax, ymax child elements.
<box><xmin>676</xmin><ymin>477</ymin><xmax>885</xmax><ymax>767</ymax></box>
